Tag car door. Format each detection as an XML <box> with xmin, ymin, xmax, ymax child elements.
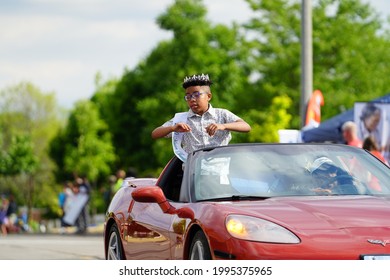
<box><xmin>121</xmin><ymin>193</ymin><xmax>175</xmax><ymax>259</ymax></box>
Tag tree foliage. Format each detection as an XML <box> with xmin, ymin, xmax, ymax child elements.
<box><xmin>55</xmin><ymin>100</ymin><xmax>116</xmax><ymax>183</ymax></box>
<box><xmin>0</xmin><ymin>82</ymin><xmax>62</xmax><ymax>219</ymax></box>
<box><xmin>243</xmin><ymin>0</ymin><xmax>390</xmax><ymax>128</ymax></box>
<box><xmin>246</xmin><ymin>95</ymin><xmax>293</xmax><ymax>143</ymax></box>
<box><xmin>0</xmin><ymin>135</ymin><xmax>38</xmax><ymax>175</ymax></box>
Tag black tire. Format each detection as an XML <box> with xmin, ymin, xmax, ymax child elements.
<box><xmin>189</xmin><ymin>230</ymin><xmax>212</xmax><ymax>260</ymax></box>
<box><xmin>106</xmin><ymin>223</ymin><xmax>124</xmax><ymax>260</ymax></box>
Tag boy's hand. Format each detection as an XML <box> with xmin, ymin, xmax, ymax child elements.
<box><xmin>206</xmin><ymin>123</ymin><xmax>225</xmax><ymax>136</ymax></box>
<box><xmin>174</xmin><ymin>123</ymin><xmax>191</xmax><ymax>133</ymax></box>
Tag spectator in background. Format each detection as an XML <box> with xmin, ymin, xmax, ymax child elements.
<box><xmin>342</xmin><ymin>121</ymin><xmax>362</xmax><ymax>148</ymax></box>
<box><xmin>363</xmin><ymin>136</ymin><xmax>387</xmax><ymax>164</ymax></box>
<box><xmin>5</xmin><ymin>194</ymin><xmax>18</xmax><ymax>232</ymax></box>
<box><xmin>112</xmin><ymin>169</ymin><xmax>126</xmax><ymax>193</ymax></box>
<box><xmin>58</xmin><ymin>181</ymin><xmax>74</xmax><ymax>230</ymax></box>
<box><xmin>358</xmin><ymin>103</ymin><xmax>382</xmax><ymax>149</ymax></box>
<box><xmin>127</xmin><ymin>167</ymin><xmax>138</xmax><ymax>179</ymax></box>
<box><xmin>103</xmin><ymin>175</ymin><xmax>117</xmax><ymax>210</ymax></box>
<box><xmin>105</xmin><ymin>168</ymin><xmax>137</xmax><ymax>208</ymax></box>
<box><xmin>0</xmin><ymin>196</ymin><xmax>9</xmax><ymax>236</ymax></box>
<box><xmin>75</xmin><ymin>177</ymin><xmax>91</xmax><ymax>234</ymax></box>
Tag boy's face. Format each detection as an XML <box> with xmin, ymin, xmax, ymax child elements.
<box><xmin>184</xmin><ymin>85</ymin><xmax>211</xmax><ymax>115</ymax></box>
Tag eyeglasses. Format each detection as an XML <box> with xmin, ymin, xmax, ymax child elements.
<box><xmin>184</xmin><ymin>91</ymin><xmax>206</xmax><ymax>101</ymax></box>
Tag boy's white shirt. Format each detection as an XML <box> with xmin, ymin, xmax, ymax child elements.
<box><xmin>172</xmin><ymin>111</ymin><xmax>230</xmax><ymax>185</ymax></box>
<box><xmin>172</xmin><ymin>112</ymin><xmax>188</xmax><ymax>162</ymax></box>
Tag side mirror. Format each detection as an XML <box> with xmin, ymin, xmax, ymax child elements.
<box><xmin>131</xmin><ymin>186</ymin><xmax>165</xmax><ymax>203</ymax></box>
<box><xmin>131</xmin><ymin>186</ymin><xmax>194</xmax><ymax>219</ymax></box>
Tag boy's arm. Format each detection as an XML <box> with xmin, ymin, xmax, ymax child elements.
<box><xmin>206</xmin><ymin>119</ymin><xmax>251</xmax><ymax>136</ymax></box>
<box><xmin>151</xmin><ymin>125</ymin><xmax>174</xmax><ymax>139</ymax></box>
<box><xmin>151</xmin><ymin>123</ymin><xmax>192</xmax><ymax>139</ymax></box>
<box><xmin>224</xmin><ymin>119</ymin><xmax>251</xmax><ymax>132</ymax></box>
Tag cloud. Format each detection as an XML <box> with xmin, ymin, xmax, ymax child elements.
<box><xmin>0</xmin><ymin>1</ymin><xmax>173</xmax><ymax>108</ymax></box>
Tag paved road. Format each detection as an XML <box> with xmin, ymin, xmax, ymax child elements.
<box><xmin>0</xmin><ymin>233</ymin><xmax>105</xmax><ymax>260</ymax></box>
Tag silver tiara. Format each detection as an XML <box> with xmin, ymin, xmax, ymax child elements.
<box><xmin>183</xmin><ymin>73</ymin><xmax>210</xmax><ymax>84</ymax></box>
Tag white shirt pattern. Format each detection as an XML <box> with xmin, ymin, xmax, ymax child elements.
<box><xmin>162</xmin><ymin>104</ymin><xmax>241</xmax><ymax>153</ymax></box>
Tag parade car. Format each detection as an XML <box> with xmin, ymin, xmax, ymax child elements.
<box><xmin>104</xmin><ymin>143</ymin><xmax>390</xmax><ymax>260</ymax></box>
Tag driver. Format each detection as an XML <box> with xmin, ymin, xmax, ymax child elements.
<box><xmin>309</xmin><ymin>157</ymin><xmax>355</xmax><ymax>194</ymax></box>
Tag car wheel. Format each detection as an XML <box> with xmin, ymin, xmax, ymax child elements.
<box><xmin>107</xmin><ymin>223</ymin><xmax>124</xmax><ymax>260</ymax></box>
<box><xmin>189</xmin><ymin>230</ymin><xmax>211</xmax><ymax>260</ymax></box>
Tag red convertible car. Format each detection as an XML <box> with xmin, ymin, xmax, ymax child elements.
<box><xmin>104</xmin><ymin>143</ymin><xmax>390</xmax><ymax>260</ymax></box>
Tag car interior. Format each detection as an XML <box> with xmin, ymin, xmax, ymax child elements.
<box><xmin>156</xmin><ymin>156</ymin><xmax>184</xmax><ymax>202</ymax></box>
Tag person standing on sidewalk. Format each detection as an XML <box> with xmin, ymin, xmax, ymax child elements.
<box><xmin>74</xmin><ymin>177</ymin><xmax>91</xmax><ymax>234</ymax></box>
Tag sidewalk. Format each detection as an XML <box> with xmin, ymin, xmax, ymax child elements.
<box><xmin>48</xmin><ymin>223</ymin><xmax>104</xmax><ymax>235</ymax></box>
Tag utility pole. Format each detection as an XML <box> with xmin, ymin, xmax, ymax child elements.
<box><xmin>300</xmin><ymin>0</ymin><xmax>313</xmax><ymax>128</ymax></box>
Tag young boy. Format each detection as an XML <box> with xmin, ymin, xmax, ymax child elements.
<box><xmin>151</xmin><ymin>73</ymin><xmax>251</xmax><ymax>159</ymax></box>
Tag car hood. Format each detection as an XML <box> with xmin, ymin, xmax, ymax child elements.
<box><xmin>217</xmin><ymin>195</ymin><xmax>390</xmax><ymax>231</ymax></box>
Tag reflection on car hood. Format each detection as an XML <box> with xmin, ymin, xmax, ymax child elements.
<box><xmin>215</xmin><ymin>195</ymin><xmax>390</xmax><ymax>230</ymax></box>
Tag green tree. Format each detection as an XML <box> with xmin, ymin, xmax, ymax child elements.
<box><xmin>0</xmin><ymin>82</ymin><xmax>62</xmax><ymax>221</ymax></box>
<box><xmin>0</xmin><ymin>135</ymin><xmax>38</xmax><ymax>175</ymax></box>
<box><xmin>242</xmin><ymin>0</ymin><xmax>390</xmax><ymax>128</ymax></box>
<box><xmin>61</xmin><ymin>100</ymin><xmax>116</xmax><ymax>182</ymax></box>
<box><xmin>246</xmin><ymin>95</ymin><xmax>292</xmax><ymax>143</ymax></box>
<box><xmin>50</xmin><ymin>100</ymin><xmax>116</xmax><ymax>213</ymax></box>
<box><xmin>312</xmin><ymin>0</ymin><xmax>390</xmax><ymax>117</ymax></box>
<box><xmin>90</xmin><ymin>72</ymin><xmax>119</xmax><ymax>134</ymax></box>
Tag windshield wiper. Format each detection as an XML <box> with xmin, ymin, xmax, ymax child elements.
<box><xmin>197</xmin><ymin>195</ymin><xmax>269</xmax><ymax>202</ymax></box>
<box><xmin>231</xmin><ymin>195</ymin><xmax>269</xmax><ymax>201</ymax></box>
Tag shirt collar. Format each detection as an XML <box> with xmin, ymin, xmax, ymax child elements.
<box><xmin>188</xmin><ymin>104</ymin><xmax>215</xmax><ymax>117</ymax></box>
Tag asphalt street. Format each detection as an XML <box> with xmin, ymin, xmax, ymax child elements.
<box><xmin>0</xmin><ymin>233</ymin><xmax>105</xmax><ymax>260</ymax></box>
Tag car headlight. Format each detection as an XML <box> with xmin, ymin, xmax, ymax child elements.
<box><xmin>226</xmin><ymin>215</ymin><xmax>300</xmax><ymax>244</ymax></box>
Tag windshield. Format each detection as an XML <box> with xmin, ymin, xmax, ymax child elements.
<box><xmin>192</xmin><ymin>144</ymin><xmax>390</xmax><ymax>201</ymax></box>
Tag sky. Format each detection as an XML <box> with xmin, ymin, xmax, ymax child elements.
<box><xmin>1</xmin><ymin>0</ymin><xmax>389</xmax><ymax>109</ymax></box>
